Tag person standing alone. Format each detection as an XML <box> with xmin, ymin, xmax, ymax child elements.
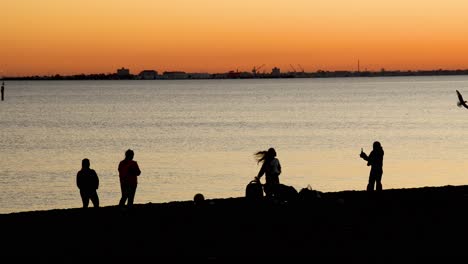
<box><xmin>360</xmin><ymin>141</ymin><xmax>384</xmax><ymax>192</ymax></box>
<box><xmin>1</xmin><ymin>82</ymin><xmax>4</xmax><ymax>101</ymax></box>
<box><xmin>255</xmin><ymin>147</ymin><xmax>282</xmax><ymax>197</ymax></box>
<box><xmin>76</xmin><ymin>158</ymin><xmax>100</xmax><ymax>208</ymax></box>
<box><xmin>118</xmin><ymin>149</ymin><xmax>141</xmax><ymax>207</ymax></box>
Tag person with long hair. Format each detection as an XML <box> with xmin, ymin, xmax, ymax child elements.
<box><xmin>255</xmin><ymin>147</ymin><xmax>281</xmax><ymax>197</ymax></box>
<box><xmin>360</xmin><ymin>141</ymin><xmax>384</xmax><ymax>192</ymax></box>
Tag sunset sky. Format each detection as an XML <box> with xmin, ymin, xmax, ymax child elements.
<box><xmin>3</xmin><ymin>0</ymin><xmax>468</xmax><ymax>76</ymax></box>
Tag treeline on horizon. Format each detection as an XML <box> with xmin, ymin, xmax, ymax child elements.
<box><xmin>4</xmin><ymin>69</ymin><xmax>468</xmax><ymax>80</ymax></box>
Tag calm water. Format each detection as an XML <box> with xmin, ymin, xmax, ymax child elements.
<box><xmin>1</xmin><ymin>77</ymin><xmax>468</xmax><ymax>213</ymax></box>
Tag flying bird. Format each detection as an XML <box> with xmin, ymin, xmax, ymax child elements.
<box><xmin>456</xmin><ymin>90</ymin><xmax>468</xmax><ymax>109</ymax></box>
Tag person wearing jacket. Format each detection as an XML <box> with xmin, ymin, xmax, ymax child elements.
<box><xmin>255</xmin><ymin>147</ymin><xmax>282</xmax><ymax>197</ymax></box>
<box><xmin>76</xmin><ymin>158</ymin><xmax>100</xmax><ymax>208</ymax></box>
<box><xmin>118</xmin><ymin>149</ymin><xmax>141</xmax><ymax>207</ymax></box>
<box><xmin>360</xmin><ymin>141</ymin><xmax>384</xmax><ymax>192</ymax></box>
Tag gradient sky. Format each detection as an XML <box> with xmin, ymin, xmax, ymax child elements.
<box><xmin>2</xmin><ymin>0</ymin><xmax>468</xmax><ymax>76</ymax></box>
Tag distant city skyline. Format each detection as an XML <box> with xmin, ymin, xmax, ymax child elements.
<box><xmin>3</xmin><ymin>0</ymin><xmax>468</xmax><ymax>76</ymax></box>
<box><xmin>5</xmin><ymin>66</ymin><xmax>468</xmax><ymax>80</ymax></box>
<box><xmin>7</xmin><ymin>65</ymin><xmax>468</xmax><ymax>78</ymax></box>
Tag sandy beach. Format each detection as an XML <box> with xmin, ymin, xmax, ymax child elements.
<box><xmin>2</xmin><ymin>184</ymin><xmax>468</xmax><ymax>258</ymax></box>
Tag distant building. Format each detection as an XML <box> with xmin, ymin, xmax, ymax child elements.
<box><xmin>162</xmin><ymin>71</ymin><xmax>188</xmax><ymax>79</ymax></box>
<box><xmin>212</xmin><ymin>73</ymin><xmax>228</xmax><ymax>79</ymax></box>
<box><xmin>139</xmin><ymin>70</ymin><xmax>158</xmax><ymax>80</ymax></box>
<box><xmin>239</xmin><ymin>71</ymin><xmax>253</xmax><ymax>78</ymax></box>
<box><xmin>188</xmin><ymin>73</ymin><xmax>212</xmax><ymax>79</ymax></box>
<box><xmin>271</xmin><ymin>67</ymin><xmax>281</xmax><ymax>77</ymax></box>
<box><xmin>227</xmin><ymin>71</ymin><xmax>241</xmax><ymax>79</ymax></box>
<box><xmin>117</xmin><ymin>67</ymin><xmax>130</xmax><ymax>77</ymax></box>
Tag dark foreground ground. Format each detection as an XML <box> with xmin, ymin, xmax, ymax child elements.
<box><xmin>2</xmin><ymin>185</ymin><xmax>468</xmax><ymax>259</ymax></box>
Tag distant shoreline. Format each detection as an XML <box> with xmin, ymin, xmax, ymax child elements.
<box><xmin>3</xmin><ymin>69</ymin><xmax>468</xmax><ymax>81</ymax></box>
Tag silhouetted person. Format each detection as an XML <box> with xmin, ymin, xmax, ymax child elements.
<box><xmin>255</xmin><ymin>147</ymin><xmax>282</xmax><ymax>197</ymax></box>
<box><xmin>76</xmin><ymin>158</ymin><xmax>100</xmax><ymax>208</ymax></box>
<box><xmin>1</xmin><ymin>82</ymin><xmax>4</xmax><ymax>101</ymax></box>
<box><xmin>118</xmin><ymin>149</ymin><xmax>141</xmax><ymax>207</ymax></box>
<box><xmin>360</xmin><ymin>141</ymin><xmax>384</xmax><ymax>192</ymax></box>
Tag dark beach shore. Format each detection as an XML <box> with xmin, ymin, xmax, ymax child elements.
<box><xmin>2</xmin><ymin>185</ymin><xmax>468</xmax><ymax>258</ymax></box>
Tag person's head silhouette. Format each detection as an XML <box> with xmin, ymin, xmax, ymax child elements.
<box><xmin>373</xmin><ymin>141</ymin><xmax>382</xmax><ymax>151</ymax></box>
<box><xmin>82</xmin><ymin>158</ymin><xmax>90</xmax><ymax>169</ymax></box>
<box><xmin>125</xmin><ymin>149</ymin><xmax>134</xmax><ymax>160</ymax></box>
<box><xmin>255</xmin><ymin>147</ymin><xmax>278</xmax><ymax>164</ymax></box>
<box><xmin>267</xmin><ymin>147</ymin><xmax>277</xmax><ymax>158</ymax></box>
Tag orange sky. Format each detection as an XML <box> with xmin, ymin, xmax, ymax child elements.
<box><xmin>2</xmin><ymin>0</ymin><xmax>468</xmax><ymax>76</ymax></box>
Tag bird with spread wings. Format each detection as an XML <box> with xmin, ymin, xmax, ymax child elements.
<box><xmin>456</xmin><ymin>90</ymin><xmax>468</xmax><ymax>109</ymax></box>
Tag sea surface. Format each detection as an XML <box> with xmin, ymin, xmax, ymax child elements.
<box><xmin>1</xmin><ymin>77</ymin><xmax>468</xmax><ymax>213</ymax></box>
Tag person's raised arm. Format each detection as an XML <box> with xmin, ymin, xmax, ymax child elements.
<box><xmin>256</xmin><ymin>162</ymin><xmax>266</xmax><ymax>179</ymax></box>
<box><xmin>360</xmin><ymin>148</ymin><xmax>369</xmax><ymax>161</ymax></box>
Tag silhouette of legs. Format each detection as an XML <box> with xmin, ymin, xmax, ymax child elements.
<box><xmin>89</xmin><ymin>191</ymin><xmax>100</xmax><ymax>208</ymax></box>
<box><xmin>376</xmin><ymin>181</ymin><xmax>382</xmax><ymax>191</ymax></box>
<box><xmin>264</xmin><ymin>174</ymin><xmax>280</xmax><ymax>198</ymax></box>
<box><xmin>119</xmin><ymin>184</ymin><xmax>137</xmax><ymax>207</ymax></box>
<box><xmin>80</xmin><ymin>190</ymin><xmax>90</xmax><ymax>208</ymax></box>
<box><xmin>119</xmin><ymin>184</ymin><xmax>128</xmax><ymax>206</ymax></box>
<box><xmin>367</xmin><ymin>177</ymin><xmax>376</xmax><ymax>191</ymax></box>
<box><xmin>367</xmin><ymin>170</ymin><xmax>383</xmax><ymax>192</ymax></box>
<box><xmin>127</xmin><ymin>186</ymin><xmax>137</xmax><ymax>206</ymax></box>
<box><xmin>80</xmin><ymin>190</ymin><xmax>99</xmax><ymax>208</ymax></box>
<box><xmin>374</xmin><ymin>170</ymin><xmax>383</xmax><ymax>191</ymax></box>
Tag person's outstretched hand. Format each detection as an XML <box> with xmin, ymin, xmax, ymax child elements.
<box><xmin>360</xmin><ymin>148</ymin><xmax>367</xmax><ymax>159</ymax></box>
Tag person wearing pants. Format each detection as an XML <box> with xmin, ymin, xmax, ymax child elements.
<box><xmin>118</xmin><ymin>149</ymin><xmax>141</xmax><ymax>207</ymax></box>
<box><xmin>360</xmin><ymin>141</ymin><xmax>384</xmax><ymax>192</ymax></box>
<box><xmin>76</xmin><ymin>158</ymin><xmax>100</xmax><ymax>208</ymax></box>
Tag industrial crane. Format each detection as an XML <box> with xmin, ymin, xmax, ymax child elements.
<box><xmin>297</xmin><ymin>64</ymin><xmax>305</xmax><ymax>73</ymax></box>
<box><xmin>252</xmin><ymin>64</ymin><xmax>265</xmax><ymax>75</ymax></box>
<box><xmin>289</xmin><ymin>64</ymin><xmax>296</xmax><ymax>73</ymax></box>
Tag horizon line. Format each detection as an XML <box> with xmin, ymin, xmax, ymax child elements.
<box><xmin>4</xmin><ymin>67</ymin><xmax>468</xmax><ymax>79</ymax></box>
